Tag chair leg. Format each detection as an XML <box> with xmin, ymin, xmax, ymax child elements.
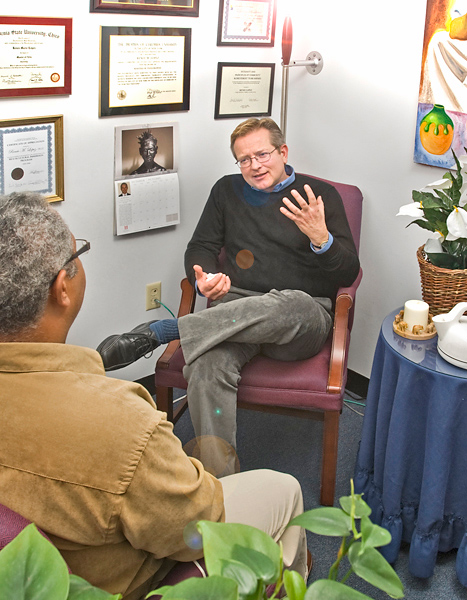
<box><xmin>320</xmin><ymin>411</ymin><xmax>340</xmax><ymax>506</ymax></box>
<box><xmin>155</xmin><ymin>386</ymin><xmax>174</xmax><ymax>422</ymax></box>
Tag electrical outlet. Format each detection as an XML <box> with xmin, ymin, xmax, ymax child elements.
<box><xmin>145</xmin><ymin>281</ymin><xmax>161</xmax><ymax>310</ymax></box>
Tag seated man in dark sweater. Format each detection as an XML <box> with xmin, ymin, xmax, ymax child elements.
<box><xmin>98</xmin><ymin>117</ymin><xmax>360</xmax><ymax>477</ymax></box>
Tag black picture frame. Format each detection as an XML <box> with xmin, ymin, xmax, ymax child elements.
<box><xmin>214</xmin><ymin>62</ymin><xmax>275</xmax><ymax>119</ymax></box>
<box><xmin>99</xmin><ymin>26</ymin><xmax>191</xmax><ymax>117</ymax></box>
<box><xmin>217</xmin><ymin>0</ymin><xmax>276</xmax><ymax>47</ymax></box>
<box><xmin>91</xmin><ymin>0</ymin><xmax>199</xmax><ymax>17</ymax></box>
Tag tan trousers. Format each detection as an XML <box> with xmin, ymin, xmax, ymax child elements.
<box><xmin>221</xmin><ymin>469</ymin><xmax>308</xmax><ymax>580</ymax></box>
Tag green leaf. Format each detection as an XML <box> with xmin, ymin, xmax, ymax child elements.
<box><xmin>289</xmin><ymin>508</ymin><xmax>352</xmax><ymax>537</ymax></box>
<box><xmin>68</xmin><ymin>575</ymin><xmax>122</xmax><ymax>599</ymax></box>
<box><xmin>348</xmin><ymin>543</ymin><xmax>404</xmax><ymax>598</ymax></box>
<box><xmin>304</xmin><ymin>579</ymin><xmax>373</xmax><ymax>599</ymax></box>
<box><xmin>412</xmin><ymin>190</ymin><xmax>436</xmax><ymax>204</ymax></box>
<box><xmin>146</xmin><ymin>575</ymin><xmax>238</xmax><ymax>599</ymax></box>
<box><xmin>407</xmin><ymin>219</ymin><xmax>437</xmax><ymax>233</ymax></box>
<box><xmin>0</xmin><ymin>523</ymin><xmax>69</xmax><ymax>600</ymax></box>
<box><xmin>425</xmin><ymin>251</ymin><xmax>462</xmax><ymax>269</ymax></box>
<box><xmin>360</xmin><ymin>516</ymin><xmax>391</xmax><ymax>549</ymax></box>
<box><xmin>219</xmin><ymin>558</ymin><xmax>258</xmax><ymax>597</ymax></box>
<box><xmin>339</xmin><ymin>495</ymin><xmax>371</xmax><ymax>519</ymax></box>
<box><xmin>196</xmin><ymin>522</ymin><xmax>280</xmax><ymax>581</ymax></box>
<box><xmin>231</xmin><ymin>546</ymin><xmax>277</xmax><ymax>584</ymax></box>
<box><xmin>283</xmin><ymin>569</ymin><xmax>306</xmax><ymax>600</ymax></box>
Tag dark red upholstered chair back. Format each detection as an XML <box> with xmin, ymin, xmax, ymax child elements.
<box><xmin>155</xmin><ymin>176</ymin><xmax>363</xmax><ymax>505</ymax></box>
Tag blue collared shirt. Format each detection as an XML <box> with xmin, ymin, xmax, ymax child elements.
<box><xmin>251</xmin><ymin>164</ymin><xmax>296</xmax><ymax>193</ymax></box>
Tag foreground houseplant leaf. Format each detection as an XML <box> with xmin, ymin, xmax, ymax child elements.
<box><xmin>68</xmin><ymin>574</ymin><xmax>122</xmax><ymax>599</ymax></box>
<box><xmin>305</xmin><ymin>579</ymin><xmax>372</xmax><ymax>599</ymax></box>
<box><xmin>283</xmin><ymin>569</ymin><xmax>306</xmax><ymax>600</ymax></box>
<box><xmin>289</xmin><ymin>508</ymin><xmax>352</xmax><ymax>537</ymax></box>
<box><xmin>147</xmin><ymin>575</ymin><xmax>238</xmax><ymax>599</ymax></box>
<box><xmin>360</xmin><ymin>516</ymin><xmax>391</xmax><ymax>549</ymax></box>
<box><xmin>0</xmin><ymin>523</ymin><xmax>69</xmax><ymax>600</ymax></box>
<box><xmin>348</xmin><ymin>543</ymin><xmax>404</xmax><ymax>598</ymax></box>
<box><xmin>196</xmin><ymin>521</ymin><xmax>280</xmax><ymax>581</ymax></box>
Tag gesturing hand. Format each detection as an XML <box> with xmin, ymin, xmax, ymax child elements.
<box><xmin>280</xmin><ymin>184</ymin><xmax>329</xmax><ymax>247</ymax></box>
<box><xmin>194</xmin><ymin>265</ymin><xmax>231</xmax><ymax>301</ymax></box>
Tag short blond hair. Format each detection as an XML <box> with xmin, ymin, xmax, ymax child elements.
<box><xmin>230</xmin><ymin>118</ymin><xmax>285</xmax><ymax>158</ymax></box>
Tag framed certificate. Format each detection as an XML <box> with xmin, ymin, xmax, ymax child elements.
<box><xmin>100</xmin><ymin>27</ymin><xmax>191</xmax><ymax>117</ymax></box>
<box><xmin>217</xmin><ymin>0</ymin><xmax>276</xmax><ymax>47</ymax></box>
<box><xmin>215</xmin><ymin>62</ymin><xmax>275</xmax><ymax>119</ymax></box>
<box><xmin>0</xmin><ymin>17</ymin><xmax>72</xmax><ymax>98</ymax></box>
<box><xmin>91</xmin><ymin>0</ymin><xmax>199</xmax><ymax>17</ymax></box>
<box><xmin>0</xmin><ymin>115</ymin><xmax>64</xmax><ymax>203</ymax></box>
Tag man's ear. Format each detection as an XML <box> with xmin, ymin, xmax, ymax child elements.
<box><xmin>49</xmin><ymin>269</ymin><xmax>72</xmax><ymax>308</ymax></box>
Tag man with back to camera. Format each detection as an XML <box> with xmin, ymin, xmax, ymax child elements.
<box><xmin>0</xmin><ymin>192</ymin><xmax>310</xmax><ymax>599</ymax></box>
<box><xmin>98</xmin><ymin>117</ymin><xmax>360</xmax><ymax>477</ymax></box>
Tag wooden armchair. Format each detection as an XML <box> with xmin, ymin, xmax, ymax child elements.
<box><xmin>155</xmin><ymin>176</ymin><xmax>363</xmax><ymax>506</ymax></box>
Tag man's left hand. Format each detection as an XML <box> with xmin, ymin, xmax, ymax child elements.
<box><xmin>280</xmin><ymin>184</ymin><xmax>329</xmax><ymax>247</ymax></box>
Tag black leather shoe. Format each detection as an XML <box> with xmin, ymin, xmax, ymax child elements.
<box><xmin>96</xmin><ymin>321</ymin><xmax>160</xmax><ymax>371</ymax></box>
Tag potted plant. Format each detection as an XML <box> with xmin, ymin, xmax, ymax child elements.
<box><xmin>149</xmin><ymin>481</ymin><xmax>404</xmax><ymax>600</ymax></box>
<box><xmin>398</xmin><ymin>149</ymin><xmax>467</xmax><ymax>314</ymax></box>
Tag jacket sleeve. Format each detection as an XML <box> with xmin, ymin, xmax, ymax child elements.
<box><xmin>184</xmin><ymin>179</ymin><xmax>227</xmax><ymax>287</ymax></box>
<box><xmin>119</xmin><ymin>415</ymin><xmax>225</xmax><ymax>562</ymax></box>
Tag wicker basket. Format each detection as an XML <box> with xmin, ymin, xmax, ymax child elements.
<box><xmin>417</xmin><ymin>245</ymin><xmax>467</xmax><ymax>315</ymax></box>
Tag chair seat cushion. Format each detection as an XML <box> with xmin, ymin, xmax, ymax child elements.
<box><xmin>156</xmin><ymin>335</ymin><xmax>348</xmax><ymax>412</ymax></box>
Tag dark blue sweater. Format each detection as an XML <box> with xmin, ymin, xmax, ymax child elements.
<box><xmin>185</xmin><ymin>173</ymin><xmax>359</xmax><ymax>301</ymax></box>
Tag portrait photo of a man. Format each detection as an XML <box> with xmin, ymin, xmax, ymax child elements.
<box><xmin>119</xmin><ymin>182</ymin><xmax>131</xmax><ymax>196</ymax></box>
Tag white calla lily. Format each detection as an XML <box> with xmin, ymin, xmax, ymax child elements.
<box><xmin>460</xmin><ymin>181</ymin><xmax>467</xmax><ymax>207</ymax></box>
<box><xmin>397</xmin><ymin>202</ymin><xmax>424</xmax><ymax>218</ymax></box>
<box><xmin>458</xmin><ymin>154</ymin><xmax>467</xmax><ymax>172</ymax></box>
<box><xmin>446</xmin><ymin>206</ymin><xmax>467</xmax><ymax>240</ymax></box>
<box><xmin>421</xmin><ymin>178</ymin><xmax>452</xmax><ymax>192</ymax></box>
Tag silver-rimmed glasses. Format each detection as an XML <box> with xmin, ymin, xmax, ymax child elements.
<box><xmin>235</xmin><ymin>147</ymin><xmax>279</xmax><ymax>169</ymax></box>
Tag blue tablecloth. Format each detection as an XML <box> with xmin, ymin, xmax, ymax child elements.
<box><xmin>354</xmin><ymin>311</ymin><xmax>467</xmax><ymax>584</ymax></box>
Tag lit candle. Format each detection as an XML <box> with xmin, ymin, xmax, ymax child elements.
<box><xmin>403</xmin><ymin>300</ymin><xmax>429</xmax><ymax>332</ymax></box>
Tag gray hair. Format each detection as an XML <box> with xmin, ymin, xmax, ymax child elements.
<box><xmin>0</xmin><ymin>192</ymin><xmax>77</xmax><ymax>338</ymax></box>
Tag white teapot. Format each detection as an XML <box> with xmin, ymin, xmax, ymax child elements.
<box><xmin>432</xmin><ymin>302</ymin><xmax>467</xmax><ymax>370</ymax></box>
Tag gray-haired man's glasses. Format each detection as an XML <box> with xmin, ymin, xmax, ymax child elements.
<box><xmin>50</xmin><ymin>239</ymin><xmax>90</xmax><ymax>286</ymax></box>
<box><xmin>235</xmin><ymin>147</ymin><xmax>279</xmax><ymax>169</ymax></box>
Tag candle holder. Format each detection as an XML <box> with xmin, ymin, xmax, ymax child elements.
<box><xmin>393</xmin><ymin>309</ymin><xmax>437</xmax><ymax>340</ymax></box>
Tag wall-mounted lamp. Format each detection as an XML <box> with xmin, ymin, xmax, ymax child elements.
<box><xmin>280</xmin><ymin>17</ymin><xmax>324</xmax><ymax>139</ymax></box>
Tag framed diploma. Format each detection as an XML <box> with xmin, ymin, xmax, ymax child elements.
<box><xmin>0</xmin><ymin>17</ymin><xmax>72</xmax><ymax>98</ymax></box>
<box><xmin>100</xmin><ymin>27</ymin><xmax>191</xmax><ymax>117</ymax></box>
<box><xmin>0</xmin><ymin>115</ymin><xmax>64</xmax><ymax>203</ymax></box>
<box><xmin>91</xmin><ymin>0</ymin><xmax>199</xmax><ymax>17</ymax></box>
<box><xmin>215</xmin><ymin>62</ymin><xmax>275</xmax><ymax>119</ymax></box>
<box><xmin>217</xmin><ymin>0</ymin><xmax>276</xmax><ymax>47</ymax></box>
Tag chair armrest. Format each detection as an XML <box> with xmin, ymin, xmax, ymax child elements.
<box><xmin>327</xmin><ymin>268</ymin><xmax>363</xmax><ymax>393</ymax></box>
<box><xmin>156</xmin><ymin>278</ymin><xmax>196</xmax><ymax>370</ymax></box>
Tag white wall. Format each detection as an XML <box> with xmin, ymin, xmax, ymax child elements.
<box><xmin>2</xmin><ymin>0</ymin><xmax>439</xmax><ymax>380</ymax></box>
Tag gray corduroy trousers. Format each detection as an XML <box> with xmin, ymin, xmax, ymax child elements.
<box><xmin>178</xmin><ymin>287</ymin><xmax>332</xmax><ymax>477</ymax></box>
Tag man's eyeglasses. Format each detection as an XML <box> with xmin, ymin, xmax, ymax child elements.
<box><xmin>50</xmin><ymin>239</ymin><xmax>90</xmax><ymax>286</ymax></box>
<box><xmin>235</xmin><ymin>147</ymin><xmax>279</xmax><ymax>169</ymax></box>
